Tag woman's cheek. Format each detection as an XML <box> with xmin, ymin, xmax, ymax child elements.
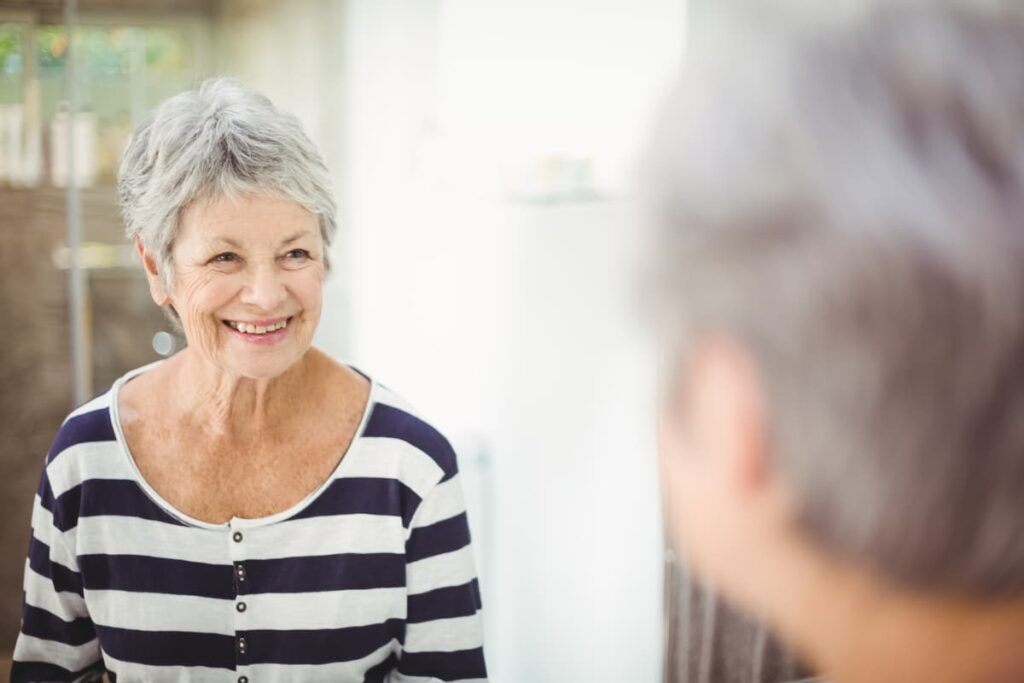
<box><xmin>299</xmin><ymin>262</ymin><xmax>326</xmax><ymax>290</ymax></box>
<box><xmin>290</xmin><ymin>266</ymin><xmax>325</xmax><ymax>317</ymax></box>
<box><xmin>175</xmin><ymin>270</ymin><xmax>230</xmax><ymax>352</ymax></box>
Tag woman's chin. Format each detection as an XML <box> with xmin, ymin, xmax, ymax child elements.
<box><xmin>213</xmin><ymin>346</ymin><xmax>309</xmax><ymax>381</ymax></box>
<box><xmin>205</xmin><ymin>319</ymin><xmax>315</xmax><ymax>379</ymax></box>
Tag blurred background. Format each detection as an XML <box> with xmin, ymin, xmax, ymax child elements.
<box><xmin>0</xmin><ymin>0</ymin><xmax>686</xmax><ymax>680</ymax></box>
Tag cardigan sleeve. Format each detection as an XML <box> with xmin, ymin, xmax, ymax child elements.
<box><xmin>394</xmin><ymin>466</ymin><xmax>487</xmax><ymax>682</ymax></box>
<box><xmin>11</xmin><ymin>465</ymin><xmax>105</xmax><ymax>683</ymax></box>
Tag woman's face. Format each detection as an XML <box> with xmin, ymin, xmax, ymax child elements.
<box><xmin>161</xmin><ymin>194</ymin><xmax>325</xmax><ymax>380</ymax></box>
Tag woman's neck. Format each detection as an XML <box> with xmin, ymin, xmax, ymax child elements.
<box><xmin>168</xmin><ymin>347</ymin><xmax>319</xmax><ymax>440</ymax></box>
<box><xmin>763</xmin><ymin>533</ymin><xmax>1024</xmax><ymax>683</ymax></box>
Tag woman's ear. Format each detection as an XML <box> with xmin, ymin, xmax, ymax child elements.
<box><xmin>658</xmin><ymin>336</ymin><xmax>777</xmax><ymax>588</ymax></box>
<box><xmin>135</xmin><ymin>238</ymin><xmax>171</xmax><ymax>306</ymax></box>
<box><xmin>687</xmin><ymin>335</ymin><xmax>772</xmax><ymax>498</ymax></box>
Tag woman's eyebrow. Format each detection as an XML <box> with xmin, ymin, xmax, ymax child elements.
<box><xmin>206</xmin><ymin>231</ymin><xmax>312</xmax><ymax>249</ymax></box>
<box><xmin>281</xmin><ymin>230</ymin><xmax>314</xmax><ymax>245</ymax></box>
<box><xmin>209</xmin><ymin>236</ymin><xmax>242</xmax><ymax>248</ymax></box>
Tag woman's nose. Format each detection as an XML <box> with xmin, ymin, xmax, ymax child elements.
<box><xmin>240</xmin><ymin>264</ymin><xmax>288</xmax><ymax>311</ymax></box>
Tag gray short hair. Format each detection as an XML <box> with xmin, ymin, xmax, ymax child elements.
<box><xmin>118</xmin><ymin>77</ymin><xmax>337</xmax><ymax>281</ymax></box>
<box><xmin>645</xmin><ymin>1</ymin><xmax>1024</xmax><ymax>595</ymax></box>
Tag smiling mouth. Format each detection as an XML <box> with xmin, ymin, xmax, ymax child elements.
<box><xmin>223</xmin><ymin>317</ymin><xmax>292</xmax><ymax>335</ymax></box>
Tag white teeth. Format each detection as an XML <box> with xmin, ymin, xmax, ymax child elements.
<box><xmin>228</xmin><ymin>319</ymin><xmax>289</xmax><ymax>334</ymax></box>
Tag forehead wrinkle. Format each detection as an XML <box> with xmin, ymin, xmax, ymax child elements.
<box><xmin>208</xmin><ymin>235</ymin><xmax>243</xmax><ymax>248</ymax></box>
<box><xmin>202</xmin><ymin>228</ymin><xmax>315</xmax><ymax>250</ymax></box>
<box><xmin>281</xmin><ymin>230</ymin><xmax>315</xmax><ymax>245</ymax></box>
<box><xmin>182</xmin><ymin>197</ymin><xmax>319</xmax><ymax>249</ymax></box>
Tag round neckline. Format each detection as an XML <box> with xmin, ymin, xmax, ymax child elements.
<box><xmin>108</xmin><ymin>358</ymin><xmax>378</xmax><ymax>531</ymax></box>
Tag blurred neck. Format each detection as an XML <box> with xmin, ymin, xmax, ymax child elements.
<box><xmin>760</xmin><ymin>531</ymin><xmax>1024</xmax><ymax>683</ymax></box>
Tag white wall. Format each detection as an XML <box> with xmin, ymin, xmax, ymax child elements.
<box><xmin>487</xmin><ymin>200</ymin><xmax>662</xmax><ymax>682</ymax></box>
<box><xmin>339</xmin><ymin>2</ymin><xmax>684</xmax><ymax>680</ymax></box>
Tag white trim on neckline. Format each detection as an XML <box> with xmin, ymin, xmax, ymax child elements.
<box><xmin>107</xmin><ymin>358</ymin><xmax>378</xmax><ymax>531</ymax></box>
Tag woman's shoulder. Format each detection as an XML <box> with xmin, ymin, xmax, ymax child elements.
<box><xmin>359</xmin><ymin>374</ymin><xmax>460</xmax><ymax>483</ymax></box>
<box><xmin>40</xmin><ymin>386</ymin><xmax>128</xmax><ymax>513</ymax></box>
<box><xmin>305</xmin><ymin>352</ymin><xmax>461</xmax><ymax>485</ymax></box>
<box><xmin>47</xmin><ymin>390</ymin><xmax>118</xmax><ymax>465</ymax></box>
<box><xmin>44</xmin><ymin>362</ymin><xmax>156</xmax><ymax>480</ymax></box>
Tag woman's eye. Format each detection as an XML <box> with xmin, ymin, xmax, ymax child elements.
<box><xmin>212</xmin><ymin>252</ymin><xmax>238</xmax><ymax>263</ymax></box>
<box><xmin>285</xmin><ymin>249</ymin><xmax>311</xmax><ymax>260</ymax></box>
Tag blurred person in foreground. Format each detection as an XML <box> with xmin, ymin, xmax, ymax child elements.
<box><xmin>645</xmin><ymin>2</ymin><xmax>1024</xmax><ymax>681</ymax></box>
<box><xmin>12</xmin><ymin>78</ymin><xmax>486</xmax><ymax>682</ymax></box>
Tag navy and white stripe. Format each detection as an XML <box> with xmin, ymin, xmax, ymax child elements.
<box><xmin>13</xmin><ymin>364</ymin><xmax>487</xmax><ymax>682</ymax></box>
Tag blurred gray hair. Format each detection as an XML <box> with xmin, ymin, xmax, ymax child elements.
<box><xmin>118</xmin><ymin>77</ymin><xmax>337</xmax><ymax>283</ymax></box>
<box><xmin>645</xmin><ymin>0</ymin><xmax>1024</xmax><ymax>595</ymax></box>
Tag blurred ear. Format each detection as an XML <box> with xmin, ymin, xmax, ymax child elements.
<box><xmin>135</xmin><ymin>238</ymin><xmax>170</xmax><ymax>306</ymax></box>
<box><xmin>687</xmin><ymin>336</ymin><xmax>772</xmax><ymax>498</ymax></box>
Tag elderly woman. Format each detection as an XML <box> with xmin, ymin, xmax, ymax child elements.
<box><xmin>13</xmin><ymin>78</ymin><xmax>486</xmax><ymax>682</ymax></box>
<box><xmin>648</xmin><ymin>2</ymin><xmax>1024</xmax><ymax>683</ymax></box>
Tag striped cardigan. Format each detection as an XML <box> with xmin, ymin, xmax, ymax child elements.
<box><xmin>13</xmin><ymin>363</ymin><xmax>487</xmax><ymax>682</ymax></box>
